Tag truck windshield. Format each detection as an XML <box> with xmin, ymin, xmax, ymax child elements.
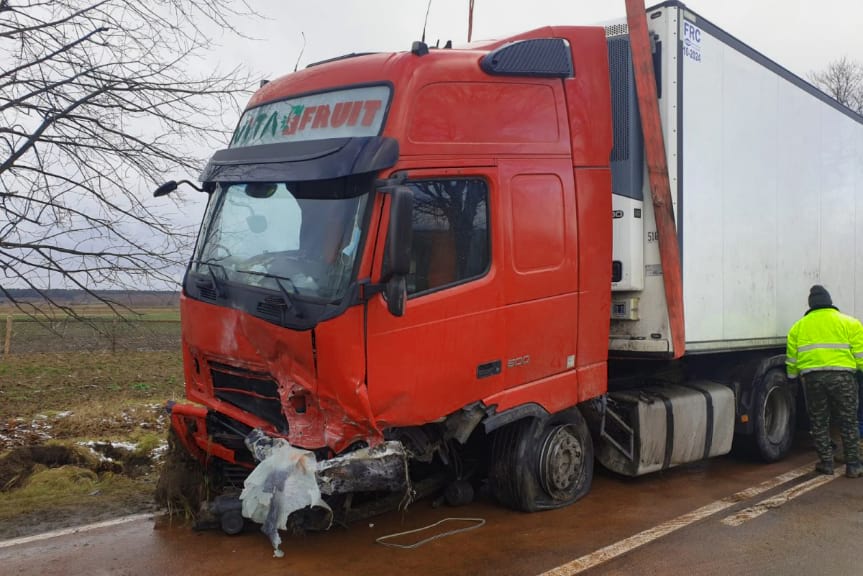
<box><xmin>193</xmin><ymin>178</ymin><xmax>369</xmax><ymax>302</ymax></box>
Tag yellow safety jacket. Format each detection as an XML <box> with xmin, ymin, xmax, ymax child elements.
<box><xmin>786</xmin><ymin>308</ymin><xmax>863</xmax><ymax>378</ymax></box>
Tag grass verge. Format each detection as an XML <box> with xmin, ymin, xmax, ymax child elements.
<box><xmin>0</xmin><ymin>349</ymin><xmax>185</xmax><ymax>539</ymax></box>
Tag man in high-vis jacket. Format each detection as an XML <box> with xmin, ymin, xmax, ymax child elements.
<box><xmin>787</xmin><ymin>285</ymin><xmax>863</xmax><ymax>477</ymax></box>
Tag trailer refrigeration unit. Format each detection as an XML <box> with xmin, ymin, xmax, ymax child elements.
<box><xmin>157</xmin><ymin>1</ymin><xmax>863</xmax><ymax>538</ymax></box>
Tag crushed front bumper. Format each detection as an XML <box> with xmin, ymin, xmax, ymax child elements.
<box><xmin>167</xmin><ymin>402</ymin><xmax>411</xmax><ymax>534</ymax></box>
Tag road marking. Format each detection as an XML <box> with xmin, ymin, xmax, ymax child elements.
<box><xmin>0</xmin><ymin>513</ymin><xmax>152</xmax><ymax>549</ymax></box>
<box><xmin>538</xmin><ymin>462</ymin><xmax>816</xmax><ymax>576</ymax></box>
<box><xmin>720</xmin><ymin>465</ymin><xmax>844</xmax><ymax>527</ymax></box>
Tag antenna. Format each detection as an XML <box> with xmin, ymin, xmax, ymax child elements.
<box><xmin>468</xmin><ymin>0</ymin><xmax>475</xmax><ymax>42</ymax></box>
<box><xmin>421</xmin><ymin>0</ymin><xmax>432</xmax><ymax>44</ymax></box>
<box><xmin>294</xmin><ymin>32</ymin><xmax>306</xmax><ymax>72</ymax></box>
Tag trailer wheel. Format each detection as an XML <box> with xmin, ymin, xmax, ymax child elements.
<box><xmin>489</xmin><ymin>408</ymin><xmax>593</xmax><ymax>512</ymax></box>
<box><xmin>751</xmin><ymin>368</ymin><xmax>796</xmax><ymax>462</ymax></box>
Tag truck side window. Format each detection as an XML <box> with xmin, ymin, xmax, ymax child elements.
<box><xmin>404</xmin><ymin>178</ymin><xmax>489</xmax><ymax>296</ymax></box>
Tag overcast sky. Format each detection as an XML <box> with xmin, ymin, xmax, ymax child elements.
<box><xmin>162</xmin><ymin>0</ymin><xmax>861</xmax><ymax>263</ymax></box>
<box><xmin>222</xmin><ymin>0</ymin><xmax>861</xmax><ymax>81</ymax></box>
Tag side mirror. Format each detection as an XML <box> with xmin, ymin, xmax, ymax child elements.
<box><xmin>245</xmin><ymin>183</ymin><xmax>277</xmax><ymax>199</ymax></box>
<box><xmin>153</xmin><ymin>179</ymin><xmax>208</xmax><ymax>197</ymax></box>
<box><xmin>247</xmin><ymin>214</ymin><xmax>268</xmax><ymax>234</ymax></box>
<box><xmin>386</xmin><ymin>186</ymin><xmax>413</xmax><ymax>277</ymax></box>
<box><xmin>154</xmin><ymin>180</ymin><xmax>178</xmax><ymax>197</ymax></box>
<box><xmin>385</xmin><ymin>276</ymin><xmax>407</xmax><ymax>317</ymax></box>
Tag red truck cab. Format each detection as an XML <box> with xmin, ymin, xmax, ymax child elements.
<box><xmin>169</xmin><ymin>26</ymin><xmax>614</xmax><ymax>522</ymax></box>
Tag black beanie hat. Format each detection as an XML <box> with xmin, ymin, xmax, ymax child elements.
<box><xmin>808</xmin><ymin>285</ymin><xmax>833</xmax><ymax>309</ymax></box>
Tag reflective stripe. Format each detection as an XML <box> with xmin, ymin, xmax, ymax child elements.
<box><xmin>799</xmin><ymin>366</ymin><xmax>856</xmax><ymax>375</ymax></box>
<box><xmin>797</xmin><ymin>343</ymin><xmax>851</xmax><ymax>352</ymax></box>
<box><xmin>786</xmin><ymin>357</ymin><xmax>797</xmax><ymax>364</ymax></box>
<box><xmin>855</xmin><ymin>352</ymin><xmax>863</xmax><ymax>359</ymax></box>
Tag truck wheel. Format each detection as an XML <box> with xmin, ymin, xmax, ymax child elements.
<box><xmin>489</xmin><ymin>408</ymin><xmax>593</xmax><ymax>512</ymax></box>
<box><xmin>751</xmin><ymin>368</ymin><xmax>796</xmax><ymax>462</ymax></box>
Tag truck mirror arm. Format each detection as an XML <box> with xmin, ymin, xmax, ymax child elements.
<box><xmin>357</xmin><ymin>277</ymin><xmax>407</xmax><ymax>317</ymax></box>
<box><xmin>153</xmin><ymin>179</ymin><xmax>211</xmax><ymax>197</ymax></box>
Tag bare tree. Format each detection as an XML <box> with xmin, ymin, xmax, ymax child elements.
<box><xmin>808</xmin><ymin>56</ymin><xmax>863</xmax><ymax>114</ymax></box>
<box><xmin>0</xmin><ymin>0</ymin><xmax>259</xmax><ymax>318</ymax></box>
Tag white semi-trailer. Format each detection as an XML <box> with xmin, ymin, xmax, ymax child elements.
<box><xmin>595</xmin><ymin>1</ymin><xmax>863</xmax><ymax>476</ymax></box>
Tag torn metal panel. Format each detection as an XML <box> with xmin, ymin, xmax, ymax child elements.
<box><xmin>316</xmin><ymin>441</ymin><xmax>408</xmax><ymax>495</ymax></box>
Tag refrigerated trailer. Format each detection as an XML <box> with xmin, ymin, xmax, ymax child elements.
<box><xmin>609</xmin><ymin>4</ymin><xmax>863</xmax><ymax>355</ymax></box>
<box><xmin>157</xmin><ymin>1</ymin><xmax>863</xmax><ymax>538</ymax></box>
<box><xmin>601</xmin><ymin>2</ymin><xmax>863</xmax><ymax>473</ymax></box>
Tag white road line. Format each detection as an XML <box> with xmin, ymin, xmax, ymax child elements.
<box><xmin>720</xmin><ymin>465</ymin><xmax>844</xmax><ymax>527</ymax></box>
<box><xmin>0</xmin><ymin>513</ymin><xmax>153</xmax><ymax>549</ymax></box>
<box><xmin>538</xmin><ymin>462</ymin><xmax>816</xmax><ymax>576</ymax></box>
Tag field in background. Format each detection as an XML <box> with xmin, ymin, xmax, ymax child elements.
<box><xmin>0</xmin><ymin>305</ymin><xmax>181</xmax><ymax>354</ymax></box>
<box><xmin>0</xmin><ymin>303</ymin><xmax>186</xmax><ymax>539</ymax></box>
<box><xmin>0</xmin><ymin>349</ymin><xmax>184</xmax><ymax>426</ymax></box>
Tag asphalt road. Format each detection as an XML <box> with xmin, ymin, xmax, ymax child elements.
<box><xmin>2</xmin><ymin>446</ymin><xmax>861</xmax><ymax>576</ymax></box>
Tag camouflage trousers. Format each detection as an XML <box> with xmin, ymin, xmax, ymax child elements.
<box><xmin>803</xmin><ymin>371</ymin><xmax>860</xmax><ymax>466</ymax></box>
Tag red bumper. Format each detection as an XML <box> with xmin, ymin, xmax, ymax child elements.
<box><xmin>167</xmin><ymin>401</ymin><xmax>249</xmax><ymax>467</ymax></box>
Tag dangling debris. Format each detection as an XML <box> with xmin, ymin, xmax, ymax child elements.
<box><xmin>240</xmin><ymin>429</ymin><xmax>331</xmax><ymax>558</ymax></box>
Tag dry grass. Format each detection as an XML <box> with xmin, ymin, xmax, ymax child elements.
<box><xmin>0</xmin><ymin>350</ymin><xmax>184</xmax><ymax>425</ymax></box>
<box><xmin>0</xmin><ymin>303</ymin><xmax>179</xmax><ymax>321</ymax></box>
<box><xmin>0</xmin><ymin>466</ymin><xmax>157</xmax><ymax>538</ymax></box>
<box><xmin>0</xmin><ymin>335</ymin><xmax>186</xmax><ymax>539</ymax></box>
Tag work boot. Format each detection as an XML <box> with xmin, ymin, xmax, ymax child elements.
<box><xmin>845</xmin><ymin>463</ymin><xmax>863</xmax><ymax>478</ymax></box>
<box><xmin>815</xmin><ymin>461</ymin><xmax>834</xmax><ymax>475</ymax></box>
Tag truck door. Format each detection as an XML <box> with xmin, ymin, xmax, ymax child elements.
<box><xmin>365</xmin><ymin>168</ymin><xmax>505</xmax><ymax>426</ymax></box>
<box><xmin>498</xmin><ymin>159</ymin><xmax>580</xmax><ymax>390</ymax></box>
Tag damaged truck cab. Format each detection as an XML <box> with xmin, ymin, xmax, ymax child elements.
<box><xmin>169</xmin><ymin>27</ymin><xmax>614</xmax><ymax>524</ymax></box>
<box><xmin>165</xmin><ymin>0</ymin><xmax>863</xmax><ymax>538</ymax></box>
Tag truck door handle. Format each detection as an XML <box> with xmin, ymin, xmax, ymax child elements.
<box><xmin>477</xmin><ymin>360</ymin><xmax>502</xmax><ymax>379</ymax></box>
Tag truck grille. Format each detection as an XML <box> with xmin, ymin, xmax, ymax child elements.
<box><xmin>209</xmin><ymin>362</ymin><xmax>289</xmax><ymax>435</ymax></box>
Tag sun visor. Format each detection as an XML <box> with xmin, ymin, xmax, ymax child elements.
<box><xmin>199</xmin><ymin>136</ymin><xmax>399</xmax><ymax>183</ymax></box>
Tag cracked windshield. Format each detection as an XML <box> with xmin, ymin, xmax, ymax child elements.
<box><xmin>194</xmin><ymin>180</ymin><xmax>368</xmax><ymax>300</ymax></box>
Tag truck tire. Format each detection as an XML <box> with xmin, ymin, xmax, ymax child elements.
<box><xmin>750</xmin><ymin>368</ymin><xmax>796</xmax><ymax>462</ymax></box>
<box><xmin>489</xmin><ymin>408</ymin><xmax>593</xmax><ymax>512</ymax></box>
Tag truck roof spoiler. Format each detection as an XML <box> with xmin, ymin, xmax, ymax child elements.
<box><xmin>199</xmin><ymin>136</ymin><xmax>399</xmax><ymax>183</ymax></box>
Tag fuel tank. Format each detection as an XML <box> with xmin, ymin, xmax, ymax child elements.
<box><xmin>597</xmin><ymin>380</ymin><xmax>735</xmax><ymax>476</ymax></box>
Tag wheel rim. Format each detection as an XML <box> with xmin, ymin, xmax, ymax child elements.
<box><xmin>539</xmin><ymin>424</ymin><xmax>584</xmax><ymax>500</ymax></box>
<box><xmin>763</xmin><ymin>385</ymin><xmax>791</xmax><ymax>444</ymax></box>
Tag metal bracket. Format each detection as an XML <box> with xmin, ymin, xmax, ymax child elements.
<box><xmin>598</xmin><ymin>395</ymin><xmax>635</xmax><ymax>462</ymax></box>
<box><xmin>374</xmin><ymin>171</ymin><xmax>408</xmax><ymax>191</ymax></box>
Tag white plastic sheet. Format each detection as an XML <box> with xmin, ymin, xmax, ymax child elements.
<box><xmin>240</xmin><ymin>430</ymin><xmax>331</xmax><ymax>558</ymax></box>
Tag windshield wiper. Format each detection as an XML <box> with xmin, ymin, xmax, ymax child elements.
<box><xmin>236</xmin><ymin>269</ymin><xmax>303</xmax><ymax>319</ymax></box>
<box><xmin>273</xmin><ymin>277</ymin><xmax>303</xmax><ymax>320</ymax></box>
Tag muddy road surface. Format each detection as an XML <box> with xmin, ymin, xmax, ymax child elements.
<box><xmin>3</xmin><ymin>447</ymin><xmax>860</xmax><ymax>575</ymax></box>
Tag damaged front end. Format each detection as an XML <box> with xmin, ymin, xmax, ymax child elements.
<box><xmin>238</xmin><ymin>429</ymin><xmax>409</xmax><ymax>557</ymax></box>
<box><xmin>166</xmin><ymin>402</ymin><xmax>413</xmax><ymax>554</ymax></box>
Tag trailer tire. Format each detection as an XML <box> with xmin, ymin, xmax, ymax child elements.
<box><xmin>751</xmin><ymin>368</ymin><xmax>796</xmax><ymax>462</ymax></box>
<box><xmin>489</xmin><ymin>408</ymin><xmax>593</xmax><ymax>512</ymax></box>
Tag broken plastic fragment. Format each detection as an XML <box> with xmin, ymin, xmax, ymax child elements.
<box><xmin>240</xmin><ymin>429</ymin><xmax>332</xmax><ymax>558</ymax></box>
<box><xmin>316</xmin><ymin>441</ymin><xmax>408</xmax><ymax>495</ymax></box>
